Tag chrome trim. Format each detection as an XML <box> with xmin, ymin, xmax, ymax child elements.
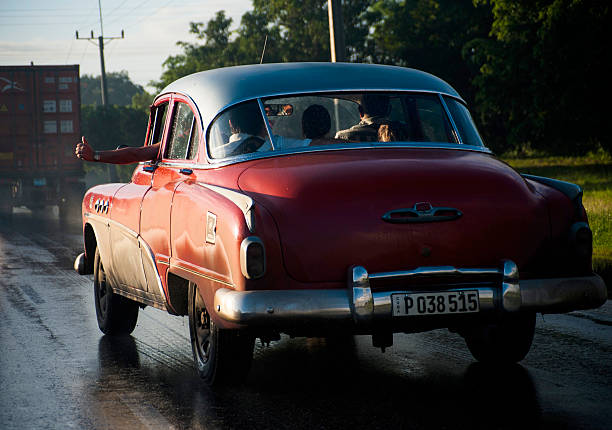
<box><xmin>172</xmin><ymin>263</ymin><xmax>234</xmax><ymax>287</ymax></box>
<box><xmin>206</xmin><ymin>211</ymin><xmax>217</xmax><ymax>244</ymax></box>
<box><xmin>214</xmin><ymin>288</ymin><xmax>352</xmax><ymax>324</ymax></box>
<box><xmin>520</xmin><ymin>274</ymin><xmax>607</xmax><ymax>313</ymax></box>
<box><xmin>87</xmin><ymin>212</ymin><xmax>167</xmax><ymax>303</ymax></box>
<box><xmin>349</xmin><ymin>266</ymin><xmax>374</xmax><ymax>325</ymax></box>
<box><xmin>240</xmin><ymin>236</ymin><xmax>266</xmax><ymax>279</ymax></box>
<box><xmin>521</xmin><ymin>174</ymin><xmax>583</xmax><ymax>202</ymax></box>
<box><xmin>214</xmin><ymin>262</ymin><xmax>606</xmax><ymax>328</ymax></box>
<box><xmin>438</xmin><ymin>93</ymin><xmax>462</xmax><ymax>144</ymax></box>
<box><xmin>157</xmin><ymin>161</ymin><xmax>202</xmax><ymax>169</ymax></box>
<box><xmin>501</xmin><ymin>260</ymin><xmax>521</xmax><ymax>312</ymax></box>
<box><xmin>382</xmin><ymin>203</ymin><xmax>463</xmax><ymax>224</ymax></box>
<box><xmin>156</xmin><ymin>142</ymin><xmax>492</xmax><ymax>170</ymax></box>
<box><xmin>203</xmin><ymin>142</ymin><xmax>492</xmax><ymax>169</ymax></box>
<box><xmin>197</xmin><ymin>183</ymin><xmax>255</xmax><ymax>233</ymax></box>
<box><xmin>368</xmin><ymin>266</ymin><xmax>500</xmax><ymax>280</ymax></box>
<box><xmin>74</xmin><ymin>252</ymin><xmax>87</xmax><ymax>275</ymax></box>
<box><xmin>138</xmin><ymin>236</ymin><xmax>167</xmax><ymax>300</ymax></box>
<box><xmin>257</xmin><ymin>98</ymin><xmax>276</xmax><ymax>151</ymax></box>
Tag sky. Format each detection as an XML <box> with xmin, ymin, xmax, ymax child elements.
<box><xmin>0</xmin><ymin>0</ymin><xmax>253</xmax><ymax>91</ymax></box>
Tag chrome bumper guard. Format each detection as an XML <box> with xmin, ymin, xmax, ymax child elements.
<box><xmin>214</xmin><ymin>260</ymin><xmax>607</xmax><ymax>326</ymax></box>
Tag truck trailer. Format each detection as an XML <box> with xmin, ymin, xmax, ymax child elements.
<box><xmin>0</xmin><ymin>64</ymin><xmax>84</xmax><ymax>219</ymax></box>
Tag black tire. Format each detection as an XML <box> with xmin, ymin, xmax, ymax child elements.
<box><xmin>463</xmin><ymin>312</ymin><xmax>536</xmax><ymax>363</ymax></box>
<box><xmin>93</xmin><ymin>247</ymin><xmax>139</xmax><ymax>335</ymax></box>
<box><xmin>188</xmin><ymin>282</ymin><xmax>254</xmax><ymax>385</ymax></box>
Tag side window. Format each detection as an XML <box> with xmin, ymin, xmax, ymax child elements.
<box><xmin>443</xmin><ymin>97</ymin><xmax>485</xmax><ymax>147</ymax></box>
<box><xmin>147</xmin><ymin>102</ymin><xmax>169</xmax><ymax>146</ymax></box>
<box><xmin>402</xmin><ymin>94</ymin><xmax>455</xmax><ymax>143</ymax></box>
<box><xmin>187</xmin><ymin>122</ymin><xmax>200</xmax><ymax>160</ymax></box>
<box><xmin>166</xmin><ymin>102</ymin><xmax>198</xmax><ymax>160</ymax></box>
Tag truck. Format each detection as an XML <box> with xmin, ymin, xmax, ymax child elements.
<box><xmin>0</xmin><ymin>64</ymin><xmax>84</xmax><ymax>220</ymax></box>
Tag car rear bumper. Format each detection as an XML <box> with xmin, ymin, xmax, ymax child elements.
<box><xmin>214</xmin><ymin>261</ymin><xmax>608</xmax><ymax>327</ymax></box>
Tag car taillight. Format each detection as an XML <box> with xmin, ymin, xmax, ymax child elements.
<box><xmin>569</xmin><ymin>222</ymin><xmax>593</xmax><ymax>271</ymax></box>
<box><xmin>240</xmin><ymin>237</ymin><xmax>266</xmax><ymax>279</ymax></box>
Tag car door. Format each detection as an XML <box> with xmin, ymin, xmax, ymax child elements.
<box><xmin>139</xmin><ymin>97</ymin><xmax>201</xmax><ymax>304</ymax></box>
<box><xmin>108</xmin><ymin>98</ymin><xmax>169</xmax><ymax>302</ymax></box>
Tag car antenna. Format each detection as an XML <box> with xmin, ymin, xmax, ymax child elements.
<box><xmin>260</xmin><ymin>35</ymin><xmax>268</xmax><ymax>64</ymax></box>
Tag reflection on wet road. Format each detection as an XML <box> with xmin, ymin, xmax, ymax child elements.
<box><xmin>1</xmin><ymin>210</ymin><xmax>611</xmax><ymax>429</ymax></box>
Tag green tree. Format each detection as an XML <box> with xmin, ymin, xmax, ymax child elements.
<box><xmin>469</xmin><ymin>0</ymin><xmax>610</xmax><ymax>154</ymax></box>
<box><xmin>368</xmin><ymin>1</ymin><xmax>491</xmax><ymax>108</ymax></box>
<box><xmin>81</xmin><ymin>70</ymin><xmax>145</xmax><ymax>106</ymax></box>
<box><xmin>154</xmin><ymin>1</ymin><xmax>377</xmax><ymax>90</ymax></box>
<box><xmin>81</xmin><ymin>105</ymin><xmax>149</xmax><ymax>182</ymax></box>
<box><xmin>131</xmin><ymin>90</ymin><xmax>155</xmax><ymax>113</ymax></box>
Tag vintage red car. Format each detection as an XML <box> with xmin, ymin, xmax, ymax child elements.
<box><xmin>74</xmin><ymin>63</ymin><xmax>607</xmax><ymax>385</ymax></box>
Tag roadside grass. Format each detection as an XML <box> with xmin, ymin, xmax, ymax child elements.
<box><xmin>504</xmin><ymin>152</ymin><xmax>612</xmax><ymax>290</ymax></box>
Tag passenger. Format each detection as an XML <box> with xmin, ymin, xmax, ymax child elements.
<box><xmin>378</xmin><ymin>122</ymin><xmax>409</xmax><ymax>142</ymax></box>
<box><xmin>224</xmin><ymin>102</ymin><xmax>268</xmax><ymax>156</ymax></box>
<box><xmin>302</xmin><ymin>104</ymin><xmax>331</xmax><ymax>139</ymax></box>
<box><xmin>335</xmin><ymin>94</ymin><xmax>390</xmax><ymax>142</ymax></box>
<box><xmin>212</xmin><ymin>101</ymin><xmax>312</xmax><ymax>158</ymax></box>
<box><xmin>75</xmin><ymin>136</ymin><xmax>160</xmax><ymax>164</ymax></box>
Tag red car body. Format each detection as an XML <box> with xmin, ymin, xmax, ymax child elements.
<box><xmin>75</xmin><ymin>63</ymin><xmax>607</xmax><ymax>385</ymax></box>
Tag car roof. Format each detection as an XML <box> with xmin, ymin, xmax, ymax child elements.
<box><xmin>160</xmin><ymin>62</ymin><xmax>462</xmax><ymax>130</ymax></box>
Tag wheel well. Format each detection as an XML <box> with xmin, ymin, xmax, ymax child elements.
<box><xmin>167</xmin><ymin>272</ymin><xmax>189</xmax><ymax>316</ymax></box>
<box><xmin>84</xmin><ymin>223</ymin><xmax>96</xmax><ymax>274</ymax></box>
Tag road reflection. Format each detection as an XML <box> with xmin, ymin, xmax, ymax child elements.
<box><xmin>92</xmin><ymin>334</ymin><xmax>541</xmax><ymax>429</ymax></box>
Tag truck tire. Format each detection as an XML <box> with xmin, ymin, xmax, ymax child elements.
<box><xmin>0</xmin><ymin>185</ymin><xmax>13</xmax><ymax>220</ymax></box>
<box><xmin>93</xmin><ymin>247</ymin><xmax>139</xmax><ymax>335</ymax></box>
<box><xmin>188</xmin><ymin>282</ymin><xmax>254</xmax><ymax>385</ymax></box>
<box><xmin>463</xmin><ymin>312</ymin><xmax>536</xmax><ymax>363</ymax></box>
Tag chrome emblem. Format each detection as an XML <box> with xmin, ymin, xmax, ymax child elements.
<box><xmin>382</xmin><ymin>203</ymin><xmax>462</xmax><ymax>224</ymax></box>
<box><xmin>206</xmin><ymin>212</ymin><xmax>217</xmax><ymax>244</ymax></box>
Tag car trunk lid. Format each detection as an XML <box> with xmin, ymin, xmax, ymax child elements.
<box><xmin>238</xmin><ymin>148</ymin><xmax>548</xmax><ymax>283</ymax></box>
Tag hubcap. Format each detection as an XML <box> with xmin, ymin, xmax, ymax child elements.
<box><xmin>97</xmin><ymin>261</ymin><xmax>109</xmax><ymax>316</ymax></box>
<box><xmin>193</xmin><ymin>290</ymin><xmax>211</xmax><ymax>364</ymax></box>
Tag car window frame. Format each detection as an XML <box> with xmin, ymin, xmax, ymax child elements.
<box><xmin>144</xmin><ymin>95</ymin><xmax>172</xmax><ymax>163</ymax></box>
<box><xmin>160</xmin><ymin>94</ymin><xmax>202</xmax><ymax>164</ymax></box>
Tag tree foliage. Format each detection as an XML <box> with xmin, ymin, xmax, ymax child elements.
<box><xmin>469</xmin><ymin>0</ymin><xmax>610</xmax><ymax>154</ymax></box>
<box><xmin>153</xmin><ymin>1</ymin><xmax>376</xmax><ymax>90</ymax></box>
<box><xmin>81</xmin><ymin>105</ymin><xmax>148</xmax><ymax>151</ymax></box>
<box><xmin>80</xmin><ymin>70</ymin><xmax>145</xmax><ymax>106</ymax></box>
<box><xmin>153</xmin><ymin>0</ymin><xmax>609</xmax><ymax>155</ymax></box>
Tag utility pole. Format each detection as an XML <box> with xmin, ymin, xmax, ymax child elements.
<box><xmin>75</xmin><ymin>0</ymin><xmax>124</xmax><ymax>106</ymax></box>
<box><xmin>75</xmin><ymin>1</ymin><xmax>123</xmax><ymax>182</ymax></box>
<box><xmin>328</xmin><ymin>0</ymin><xmax>346</xmax><ymax>62</ymax></box>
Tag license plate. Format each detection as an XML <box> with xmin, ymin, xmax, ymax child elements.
<box><xmin>392</xmin><ymin>290</ymin><xmax>479</xmax><ymax>316</ymax></box>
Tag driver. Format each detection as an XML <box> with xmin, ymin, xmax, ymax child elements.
<box><xmin>335</xmin><ymin>94</ymin><xmax>390</xmax><ymax>142</ymax></box>
<box><xmin>211</xmin><ymin>101</ymin><xmax>312</xmax><ymax>158</ymax></box>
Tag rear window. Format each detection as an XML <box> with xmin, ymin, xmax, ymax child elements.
<box><xmin>207</xmin><ymin>92</ymin><xmax>483</xmax><ymax>159</ymax></box>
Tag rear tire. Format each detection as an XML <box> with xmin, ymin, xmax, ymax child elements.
<box><xmin>188</xmin><ymin>282</ymin><xmax>254</xmax><ymax>385</ymax></box>
<box><xmin>463</xmin><ymin>312</ymin><xmax>536</xmax><ymax>363</ymax></box>
<box><xmin>93</xmin><ymin>247</ymin><xmax>139</xmax><ymax>335</ymax></box>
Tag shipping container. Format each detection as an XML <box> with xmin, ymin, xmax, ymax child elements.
<box><xmin>0</xmin><ymin>64</ymin><xmax>84</xmax><ymax>219</ymax></box>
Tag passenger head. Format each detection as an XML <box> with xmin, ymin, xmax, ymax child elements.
<box><xmin>302</xmin><ymin>104</ymin><xmax>331</xmax><ymax>139</ymax></box>
<box><xmin>378</xmin><ymin>122</ymin><xmax>409</xmax><ymax>142</ymax></box>
<box><xmin>360</xmin><ymin>94</ymin><xmax>390</xmax><ymax>118</ymax></box>
<box><xmin>228</xmin><ymin>101</ymin><xmax>265</xmax><ymax>136</ymax></box>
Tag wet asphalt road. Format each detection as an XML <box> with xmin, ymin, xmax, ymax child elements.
<box><xmin>1</xmin><ymin>209</ymin><xmax>611</xmax><ymax>430</ymax></box>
